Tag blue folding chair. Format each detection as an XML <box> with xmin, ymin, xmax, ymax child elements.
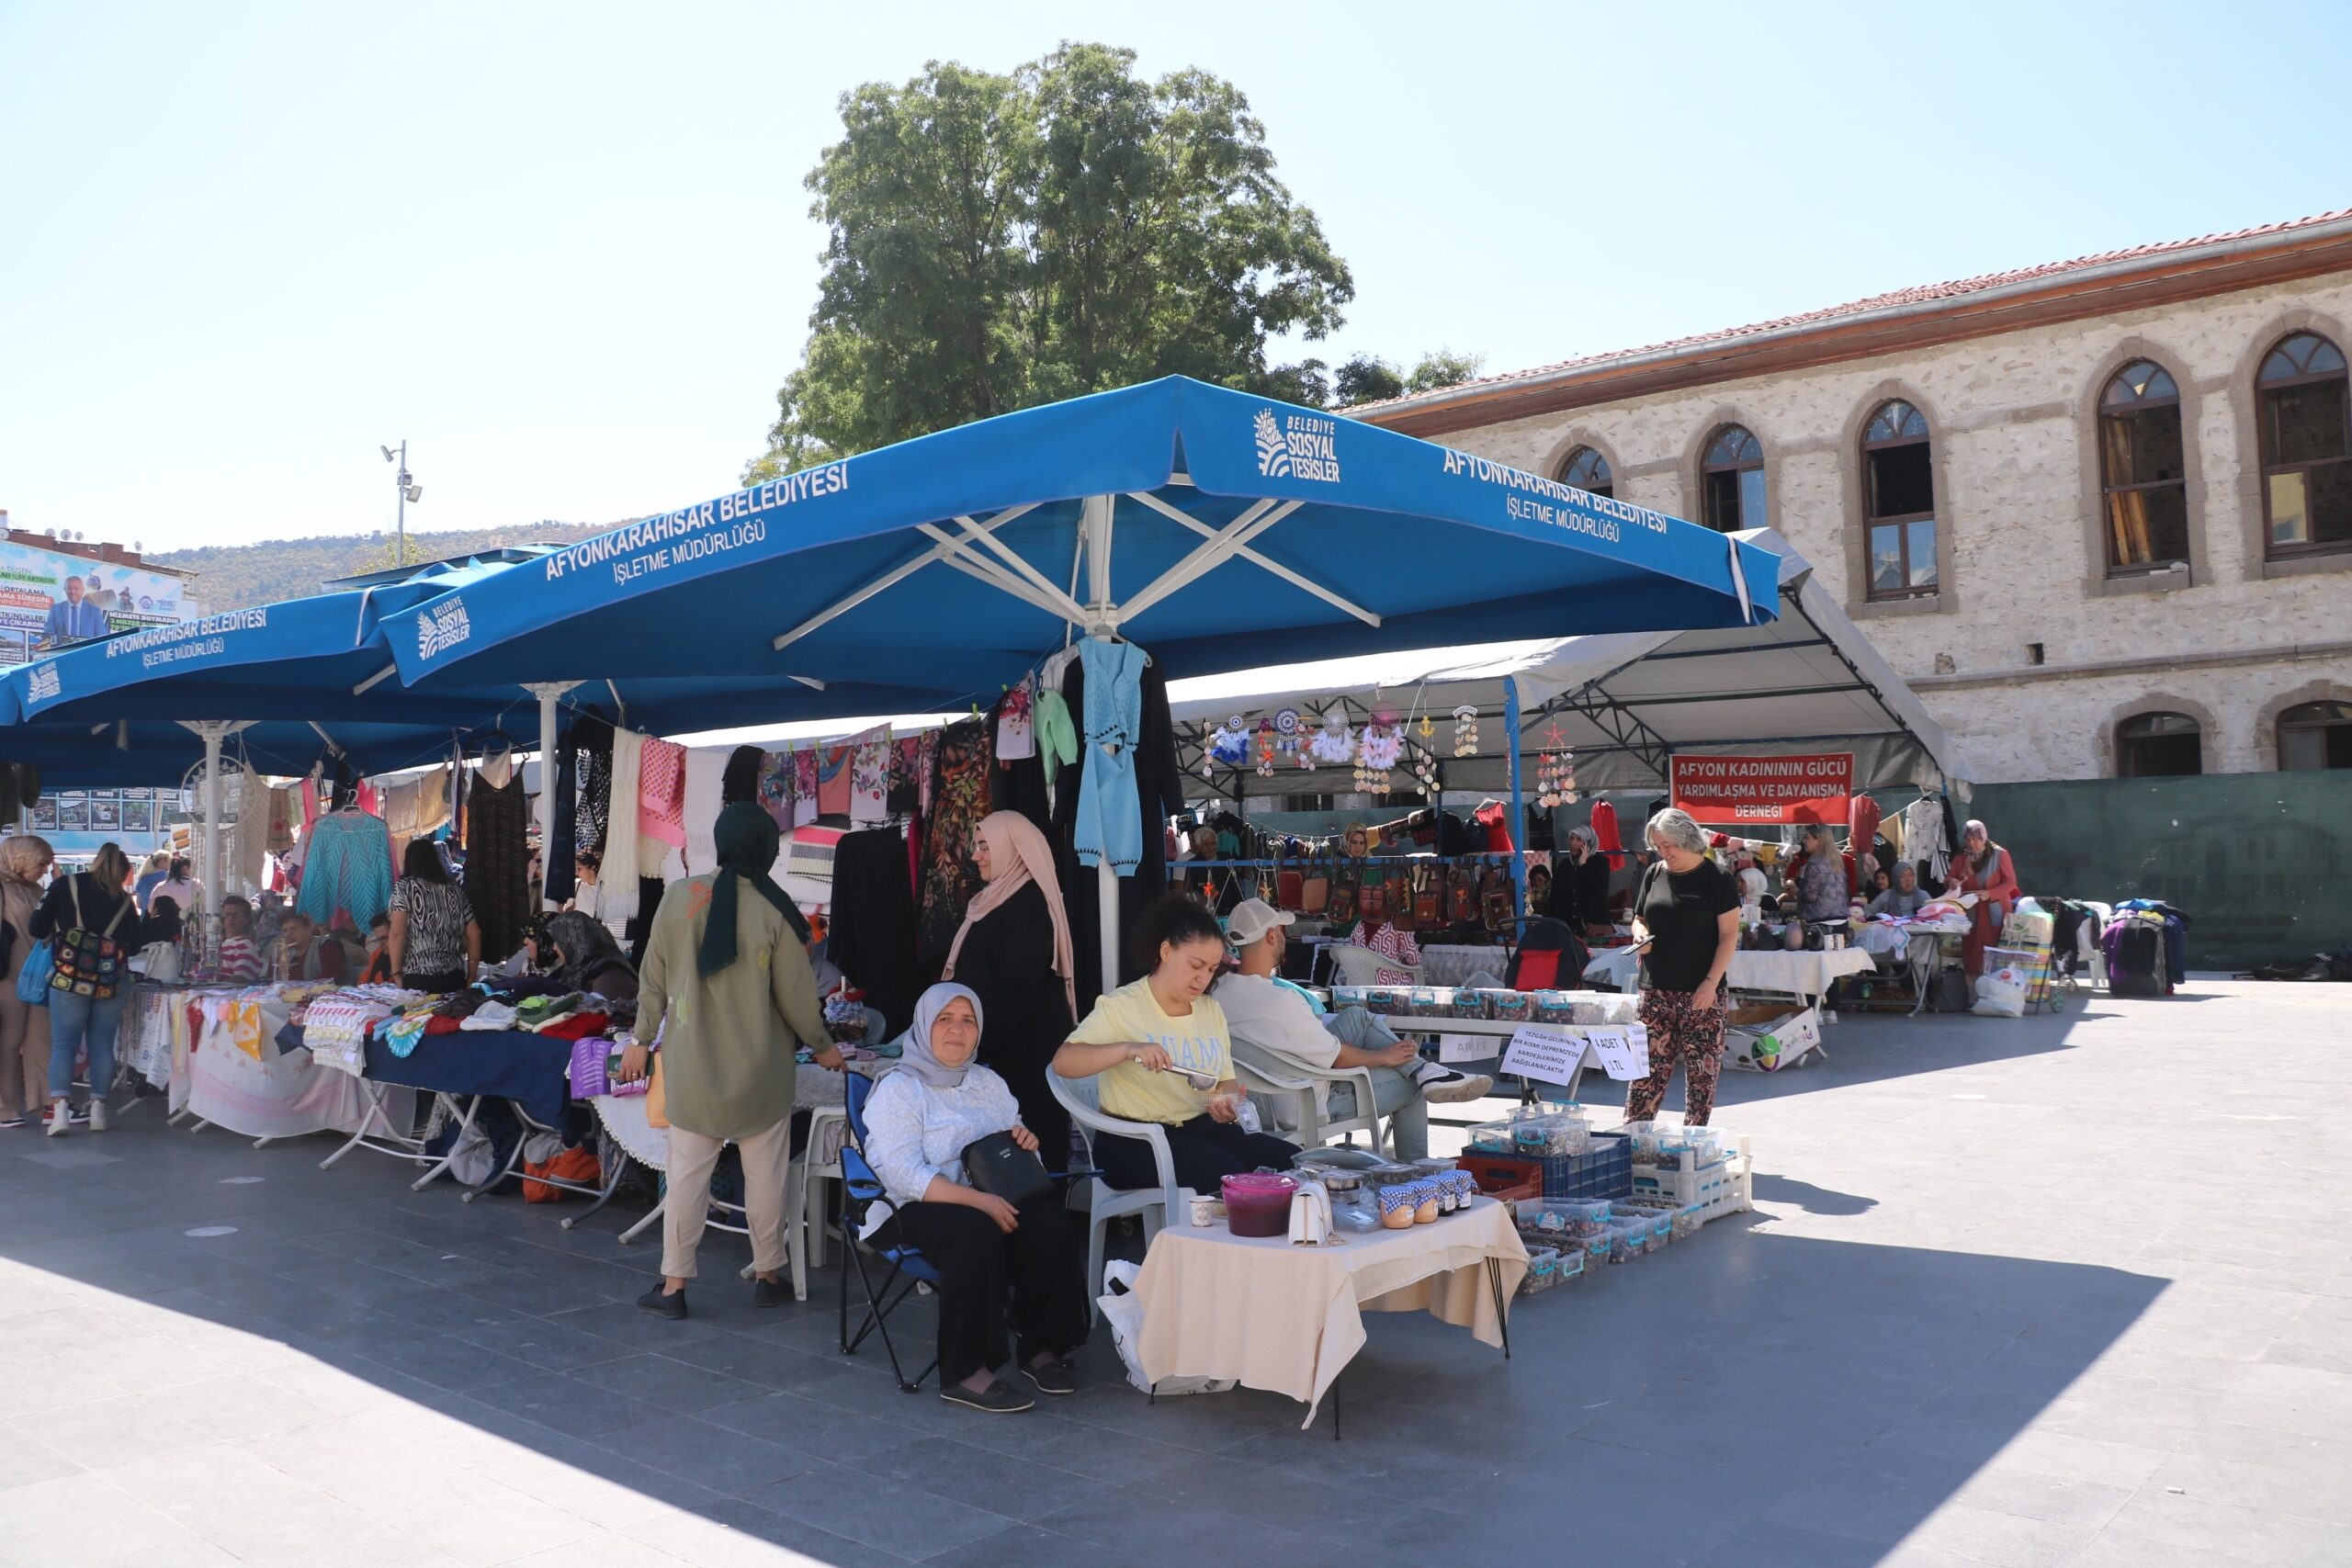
<box><xmin>837</xmin><ymin>1070</ymin><xmax>944</xmax><ymax>1393</ymax></box>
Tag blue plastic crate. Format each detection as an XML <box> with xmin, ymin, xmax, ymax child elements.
<box><xmin>1526</xmin><ymin>1131</ymin><xmax>1631</xmax><ymax>1200</ymax></box>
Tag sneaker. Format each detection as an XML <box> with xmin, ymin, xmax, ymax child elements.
<box><xmin>46</xmin><ymin>1100</ymin><xmax>73</xmax><ymax>1137</ymax></box>
<box><xmin>636</xmin><ymin>1284</ymin><xmax>689</xmax><ymax>1320</ymax></box>
<box><xmin>1022</xmin><ymin>1358</ymin><xmax>1078</xmax><ymax>1396</ymax></box>
<box><xmin>0</xmin><ymin>1116</ymin><xmax>26</xmax><ymax>1130</ymax></box>
<box><xmin>85</xmin><ymin>1100</ymin><xmax>109</xmax><ymax>1133</ymax></box>
<box><xmin>751</xmin><ymin>1275</ymin><xmax>790</xmax><ymax>1309</ymax></box>
<box><xmin>941</xmin><ymin>1378</ymin><xmax>1034</xmax><ymax>1414</ymax></box>
<box><xmin>1415</xmin><ymin>1068</ymin><xmax>1496</xmax><ymax>1104</ymax></box>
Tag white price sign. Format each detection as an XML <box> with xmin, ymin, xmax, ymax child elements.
<box><xmin>1499</xmin><ymin>1026</ymin><xmax>1589</xmax><ymax>1086</ymax></box>
<box><xmin>1436</xmin><ymin>1032</ymin><xmax>1491</xmax><ymax>1065</ymax></box>
<box><xmin>1585</xmin><ymin>1025</ymin><xmax>1649</xmax><ymax>1080</ymax></box>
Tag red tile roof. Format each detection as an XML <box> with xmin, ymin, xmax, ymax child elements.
<box><xmin>1355</xmin><ymin>207</ymin><xmax>2352</xmax><ymax>414</ymax></box>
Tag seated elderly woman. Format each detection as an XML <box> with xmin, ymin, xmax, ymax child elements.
<box><xmin>859</xmin><ymin>983</ymin><xmax>1089</xmax><ymax>1414</ymax></box>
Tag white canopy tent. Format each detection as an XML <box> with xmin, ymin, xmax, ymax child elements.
<box><xmin>1165</xmin><ymin>529</ymin><xmax>1973</xmax><ymax>803</ymax></box>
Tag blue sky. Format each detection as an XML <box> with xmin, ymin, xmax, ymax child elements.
<box><xmin>2</xmin><ymin>2</ymin><xmax>2346</xmax><ymax>554</ymax></box>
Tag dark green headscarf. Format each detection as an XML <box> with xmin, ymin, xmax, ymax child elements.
<box><xmin>699</xmin><ymin>802</ymin><xmax>810</xmax><ymax>977</ymax></box>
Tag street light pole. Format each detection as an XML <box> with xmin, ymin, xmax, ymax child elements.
<box><xmin>380</xmin><ymin>439</ymin><xmax>422</xmax><ymax>566</ymax></box>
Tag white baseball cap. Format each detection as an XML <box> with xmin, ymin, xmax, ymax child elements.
<box><xmin>1225</xmin><ymin>897</ymin><xmax>1296</xmax><ymax>949</ymax></box>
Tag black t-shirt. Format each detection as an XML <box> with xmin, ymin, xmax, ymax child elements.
<box><xmin>1635</xmin><ymin>857</ymin><xmax>1738</xmax><ymax>992</ymax></box>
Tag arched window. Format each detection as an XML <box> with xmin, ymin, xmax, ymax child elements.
<box><xmin>1701</xmin><ymin>425</ymin><xmax>1764</xmax><ymax>532</ymax></box>
<box><xmin>2117</xmin><ymin>711</ymin><xmax>2202</xmax><ymax>777</ymax></box>
<box><xmin>2258</xmin><ymin>332</ymin><xmax>2351</xmax><ymax>556</ymax></box>
<box><xmin>1559</xmin><ymin>446</ymin><xmax>1613</xmax><ymax>499</ymax></box>
<box><xmin>2099</xmin><ymin>360</ymin><xmax>2188</xmax><ymax>572</ymax></box>
<box><xmin>2278</xmin><ymin>700</ymin><xmax>2352</xmax><ymax>771</ymax></box>
<box><xmin>1862</xmin><ymin>400</ymin><xmax>1936</xmax><ymax>599</ymax></box>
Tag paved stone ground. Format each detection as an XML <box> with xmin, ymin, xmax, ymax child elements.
<box><xmin>1</xmin><ymin>978</ymin><xmax>2346</xmax><ymax>1568</ymax></box>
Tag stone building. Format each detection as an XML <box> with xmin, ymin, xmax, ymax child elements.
<box><xmin>1357</xmin><ymin>210</ymin><xmax>2352</xmax><ymax>784</ymax></box>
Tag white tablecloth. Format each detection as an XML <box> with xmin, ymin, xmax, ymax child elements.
<box><xmin>1582</xmin><ymin>945</ymin><xmax>1876</xmax><ymax>999</ymax></box>
<box><xmin>1134</xmin><ymin>1197</ymin><xmax>1527</xmax><ymax>1427</ymax></box>
<box><xmin>121</xmin><ymin>983</ymin><xmax>394</xmax><ymax>1139</ymax></box>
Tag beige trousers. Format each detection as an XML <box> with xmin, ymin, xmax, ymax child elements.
<box><xmin>0</xmin><ymin>985</ymin><xmax>51</xmax><ymax>1120</ymax></box>
<box><xmin>661</xmin><ymin>1117</ymin><xmax>793</xmax><ymax>1281</ymax></box>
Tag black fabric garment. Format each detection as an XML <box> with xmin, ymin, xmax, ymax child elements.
<box><xmin>870</xmin><ymin>1192</ymin><xmax>1089</xmax><ymax>1386</ymax></box>
<box><xmin>1547</xmin><ymin>852</ymin><xmax>1614</xmax><ymax>931</ymax></box>
<box><xmin>0</xmin><ymin>764</ymin><xmax>39</xmax><ymax>824</ymax></box>
<box><xmin>571</xmin><ymin>712</ymin><xmax>616</xmax><ymax>858</ymax></box>
<box><xmin>1053</xmin><ymin>655</ymin><xmax>1182</xmax><ymax>1002</ymax></box>
<box><xmin>400</xmin><ymin>966</ymin><xmax>467</xmax><ymax>996</ymax></box>
<box><xmin>463</xmin><ymin>772</ymin><xmax>532</xmax><ymax>965</ymax></box>
<box><xmin>829</xmin><ymin>828</ymin><xmax>922</xmax><ymax>1038</ymax></box>
<box><xmin>952</xmin><ymin>881</ymin><xmax>1077</xmax><ymax>1174</ymax></box>
<box><xmin>1094</xmin><ymin>1115</ymin><xmax>1298</xmax><ymax>1192</ymax></box>
<box><xmin>545</xmin><ymin>718</ymin><xmax>577</xmax><ymax>908</ymax></box>
<box><xmin>1634</xmin><ymin>858</ymin><xmax>1739</xmax><ymax>992</ymax></box>
<box><xmin>624</xmin><ymin>876</ymin><xmax>662</xmax><ymax>970</ymax></box>
<box><xmin>720</xmin><ymin>745</ymin><xmax>764</xmax><ymax>807</ymax></box>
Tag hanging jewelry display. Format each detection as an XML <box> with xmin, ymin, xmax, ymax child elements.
<box><xmin>1534</xmin><ymin>721</ymin><xmax>1578</xmax><ymax>807</ymax></box>
<box><xmin>1256</xmin><ymin>717</ymin><xmax>1277</xmax><ymax>777</ymax></box>
<box><xmin>1412</xmin><ymin>741</ymin><xmax>1440</xmax><ymax>792</ymax></box>
<box><xmin>1453</xmin><ymin>704</ymin><xmax>1480</xmax><ymax>758</ymax></box>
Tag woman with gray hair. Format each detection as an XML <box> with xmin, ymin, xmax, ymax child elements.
<box><xmin>1546</xmin><ymin>825</ymin><xmax>1618</xmax><ymax>938</ymax></box>
<box><xmin>1942</xmin><ymin>818</ymin><xmax>2019</xmax><ymax>977</ymax></box>
<box><xmin>1624</xmin><ymin>807</ymin><xmax>1740</xmax><ymax>1126</ymax></box>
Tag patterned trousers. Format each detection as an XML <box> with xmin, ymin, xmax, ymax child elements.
<box><xmin>1626</xmin><ymin>987</ymin><xmax>1727</xmax><ymax>1126</ymax></box>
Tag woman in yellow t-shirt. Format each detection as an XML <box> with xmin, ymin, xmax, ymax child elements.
<box><xmin>1052</xmin><ymin>895</ymin><xmax>1297</xmax><ymax>1190</ymax></box>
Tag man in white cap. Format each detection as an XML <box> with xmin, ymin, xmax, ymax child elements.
<box><xmin>1216</xmin><ymin>897</ymin><xmax>1492</xmax><ymax>1162</ymax></box>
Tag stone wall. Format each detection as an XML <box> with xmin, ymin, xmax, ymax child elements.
<box><xmin>1429</xmin><ymin>272</ymin><xmax>2352</xmax><ymax>782</ymax></box>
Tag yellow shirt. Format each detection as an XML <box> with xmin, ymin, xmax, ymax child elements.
<box><xmin>1069</xmin><ymin>978</ymin><xmax>1233</xmax><ymax>1125</ymax></box>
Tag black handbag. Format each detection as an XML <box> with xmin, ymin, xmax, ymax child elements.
<box><xmin>962</xmin><ymin>1132</ymin><xmax>1054</xmax><ymax>1204</ymax></box>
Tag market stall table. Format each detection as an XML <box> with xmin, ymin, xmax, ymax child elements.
<box><xmin>1852</xmin><ymin>916</ymin><xmax>1971</xmax><ymax>1013</ymax></box>
<box><xmin>120</xmin><ymin>983</ymin><xmax>401</xmax><ymax>1144</ymax></box>
<box><xmin>1133</xmin><ymin>1197</ymin><xmax>1527</xmax><ymax>1430</ymax></box>
<box><xmin>1582</xmin><ymin>944</ymin><xmax>1875</xmax><ymax>1004</ymax></box>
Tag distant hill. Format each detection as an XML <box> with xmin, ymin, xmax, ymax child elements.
<box><xmin>152</xmin><ymin>522</ymin><xmax>612</xmax><ymax>612</ymax></box>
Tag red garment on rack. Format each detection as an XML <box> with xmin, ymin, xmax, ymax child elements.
<box><xmin>1848</xmin><ymin>794</ymin><xmax>1882</xmax><ymax>857</ymax></box>
<box><xmin>1589</xmin><ymin>800</ymin><xmax>1624</xmax><ymax>867</ymax></box>
<box><xmin>1474</xmin><ymin>800</ymin><xmax>1516</xmax><ymax>853</ymax></box>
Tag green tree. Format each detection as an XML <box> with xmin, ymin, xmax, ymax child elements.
<box><xmin>745</xmin><ymin>43</ymin><xmax>1352</xmax><ymax>478</ymax></box>
<box><xmin>1333</xmin><ymin>353</ymin><xmax>1405</xmax><ymax>407</ymax></box>
<box><xmin>1406</xmin><ymin>347</ymin><xmax>1486</xmax><ymax>393</ymax></box>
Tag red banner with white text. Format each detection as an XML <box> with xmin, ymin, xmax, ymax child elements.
<box><xmin>1670</xmin><ymin>752</ymin><xmax>1854</xmax><ymax>826</ymax></box>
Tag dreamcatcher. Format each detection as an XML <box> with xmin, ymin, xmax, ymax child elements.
<box><xmin>1204</xmin><ymin>714</ymin><xmax>1250</xmax><ymax>779</ymax></box>
<box><xmin>1355</xmin><ymin>723</ymin><xmax>1404</xmax><ymax>793</ymax></box>
<box><xmin>1273</xmin><ymin>708</ymin><xmax>1304</xmax><ymax>768</ymax></box>
<box><xmin>1308</xmin><ymin>710</ymin><xmax>1354</xmax><ymax>767</ymax></box>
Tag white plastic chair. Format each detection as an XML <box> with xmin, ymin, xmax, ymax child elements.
<box><xmin>1229</xmin><ymin>1039</ymin><xmax>1387</xmax><ymax>1155</ymax></box>
<box><xmin>1048</xmin><ymin>1067</ymin><xmax>1181</xmax><ymax>1320</ymax></box>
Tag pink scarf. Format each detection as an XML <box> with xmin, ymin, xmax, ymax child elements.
<box><xmin>943</xmin><ymin>812</ymin><xmax>1076</xmax><ymax>1019</ymax></box>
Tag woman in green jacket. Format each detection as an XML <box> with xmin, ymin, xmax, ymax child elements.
<box><xmin>620</xmin><ymin>803</ymin><xmax>839</xmax><ymax>1317</ymax></box>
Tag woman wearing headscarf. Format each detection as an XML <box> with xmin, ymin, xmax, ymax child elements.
<box><xmin>1545</xmin><ymin>827</ymin><xmax>1616</xmax><ymax>938</ymax></box>
<box><xmin>1943</xmin><ymin>818</ymin><xmax>2020</xmax><ymax>977</ymax></box>
<box><xmin>618</xmin><ymin>803</ymin><xmax>837</xmax><ymax>1319</ymax></box>
<box><xmin>859</xmin><ymin>983</ymin><xmax>1089</xmax><ymax>1413</ymax></box>
<box><xmin>941</xmin><ymin>812</ymin><xmax>1078</xmax><ymax>1173</ymax></box>
<box><xmin>0</xmin><ymin>836</ymin><xmax>55</xmax><ymax>1129</ymax></box>
<box><xmin>542</xmin><ymin>909</ymin><xmax>638</xmax><ymax>1000</ymax></box>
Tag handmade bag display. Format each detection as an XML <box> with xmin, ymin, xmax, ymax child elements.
<box><xmin>1448</xmin><ymin>863</ymin><xmax>1479</xmax><ymax>924</ymax></box>
<box><xmin>1358</xmin><ymin>868</ymin><xmax>1388</xmax><ymax>923</ymax></box>
<box><xmin>1479</xmin><ymin>864</ymin><xmax>1515</xmax><ymax>932</ymax></box>
<box><xmin>1412</xmin><ymin>862</ymin><xmax>1442</xmax><ymax>928</ymax></box>
<box><xmin>51</xmin><ymin>880</ymin><xmax>130</xmax><ymax>1000</ymax></box>
<box><xmin>1327</xmin><ymin>862</ymin><xmax>1359</xmax><ymax>925</ymax></box>
<box><xmin>1299</xmin><ymin>857</ymin><xmax>1330</xmax><ymax>915</ymax></box>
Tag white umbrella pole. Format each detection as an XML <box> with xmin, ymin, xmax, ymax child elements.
<box><xmin>524</xmin><ymin>682</ymin><xmax>582</xmax><ymax>908</ymax></box>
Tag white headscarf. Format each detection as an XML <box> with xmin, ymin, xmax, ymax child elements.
<box><xmin>892</xmin><ymin>983</ymin><xmax>984</xmax><ymax>1090</ymax></box>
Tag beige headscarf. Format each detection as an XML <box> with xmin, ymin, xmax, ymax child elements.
<box><xmin>943</xmin><ymin>812</ymin><xmax>1077</xmax><ymax>1018</ymax></box>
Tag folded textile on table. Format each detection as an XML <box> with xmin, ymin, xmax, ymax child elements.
<box><xmin>531</xmin><ymin>1010</ymin><xmax>610</xmax><ymax>1041</ymax></box>
<box><xmin>459</xmin><ymin>1000</ymin><xmax>520</xmax><ymax>1032</ymax></box>
<box><xmin>514</xmin><ymin>992</ymin><xmax>588</xmax><ymax>1031</ymax></box>
<box><xmin>379</xmin><ymin>1013</ymin><xmax>433</xmax><ymax>1058</ymax></box>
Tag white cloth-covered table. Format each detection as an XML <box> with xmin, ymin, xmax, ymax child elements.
<box><xmin>120</xmin><ymin>983</ymin><xmax>397</xmax><ymax>1139</ymax></box>
<box><xmin>1582</xmin><ymin>945</ymin><xmax>1876</xmax><ymax>1000</ymax></box>
<box><xmin>1134</xmin><ymin>1197</ymin><xmax>1528</xmax><ymax>1427</ymax></box>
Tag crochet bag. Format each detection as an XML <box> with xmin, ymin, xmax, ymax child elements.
<box><xmin>51</xmin><ymin>880</ymin><xmax>131</xmax><ymax>1001</ymax></box>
